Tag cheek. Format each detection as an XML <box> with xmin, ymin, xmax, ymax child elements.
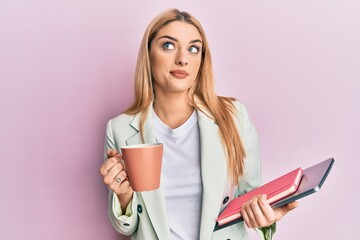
<box><xmin>150</xmin><ymin>52</ymin><xmax>168</xmax><ymax>77</ymax></box>
<box><xmin>150</xmin><ymin>61</ymin><xmax>165</xmax><ymax>81</ymax></box>
<box><xmin>150</xmin><ymin>56</ymin><xmax>160</xmax><ymax>78</ymax></box>
<box><xmin>192</xmin><ymin>58</ymin><xmax>202</xmax><ymax>75</ymax></box>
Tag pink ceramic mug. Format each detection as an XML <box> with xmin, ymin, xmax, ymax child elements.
<box><xmin>121</xmin><ymin>143</ymin><xmax>163</xmax><ymax>192</ymax></box>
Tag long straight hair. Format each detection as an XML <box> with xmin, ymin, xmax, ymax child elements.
<box><xmin>125</xmin><ymin>9</ymin><xmax>246</xmax><ymax>185</ymax></box>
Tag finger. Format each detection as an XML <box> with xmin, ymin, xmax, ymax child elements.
<box><xmin>103</xmin><ymin>162</ymin><xmax>124</xmax><ymax>184</ymax></box>
<box><xmin>277</xmin><ymin>201</ymin><xmax>299</xmax><ymax>215</ymax></box>
<box><xmin>114</xmin><ymin>169</ymin><xmax>128</xmax><ymax>185</ymax></box>
<box><xmin>106</xmin><ymin>149</ymin><xmax>120</xmax><ymax>158</ymax></box>
<box><xmin>108</xmin><ymin>158</ymin><xmax>125</xmax><ymax>173</ymax></box>
<box><xmin>285</xmin><ymin>201</ymin><xmax>299</xmax><ymax>211</ymax></box>
<box><xmin>112</xmin><ymin>179</ymin><xmax>132</xmax><ymax>195</ymax></box>
<box><xmin>240</xmin><ymin>206</ymin><xmax>251</xmax><ymax>228</ymax></box>
<box><xmin>106</xmin><ymin>149</ymin><xmax>118</xmax><ymax>158</ymax></box>
<box><xmin>257</xmin><ymin>194</ymin><xmax>276</xmax><ymax>225</ymax></box>
<box><xmin>248</xmin><ymin>195</ymin><xmax>269</xmax><ymax>227</ymax></box>
<box><xmin>99</xmin><ymin>156</ymin><xmax>121</xmax><ymax>176</ymax></box>
<box><xmin>241</xmin><ymin>198</ymin><xmax>257</xmax><ymax>228</ymax></box>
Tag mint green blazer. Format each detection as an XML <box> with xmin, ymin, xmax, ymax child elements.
<box><xmin>104</xmin><ymin>101</ymin><xmax>274</xmax><ymax>240</ymax></box>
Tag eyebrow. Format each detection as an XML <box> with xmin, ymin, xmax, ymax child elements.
<box><xmin>158</xmin><ymin>35</ymin><xmax>202</xmax><ymax>44</ymax></box>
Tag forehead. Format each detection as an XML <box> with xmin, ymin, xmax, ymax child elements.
<box><xmin>155</xmin><ymin>21</ymin><xmax>202</xmax><ymax>42</ymax></box>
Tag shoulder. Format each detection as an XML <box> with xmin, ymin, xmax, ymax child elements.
<box><xmin>228</xmin><ymin>100</ymin><xmax>257</xmax><ymax>135</ymax></box>
<box><xmin>230</xmin><ymin>100</ymin><xmax>252</xmax><ymax>120</ymax></box>
<box><xmin>110</xmin><ymin>113</ymin><xmax>135</xmax><ymax>126</ymax></box>
<box><xmin>104</xmin><ymin>112</ymin><xmax>140</xmax><ymax>147</ymax></box>
<box><xmin>106</xmin><ymin>112</ymin><xmax>137</xmax><ymax>135</ymax></box>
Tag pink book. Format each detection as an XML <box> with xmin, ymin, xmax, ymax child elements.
<box><xmin>216</xmin><ymin>167</ymin><xmax>303</xmax><ymax>226</ymax></box>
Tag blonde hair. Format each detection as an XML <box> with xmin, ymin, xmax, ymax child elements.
<box><xmin>125</xmin><ymin>9</ymin><xmax>246</xmax><ymax>185</ymax></box>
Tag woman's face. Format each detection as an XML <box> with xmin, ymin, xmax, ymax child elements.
<box><xmin>149</xmin><ymin>21</ymin><xmax>202</xmax><ymax>97</ymax></box>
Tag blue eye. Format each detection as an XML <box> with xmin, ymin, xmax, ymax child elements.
<box><xmin>189</xmin><ymin>45</ymin><xmax>200</xmax><ymax>54</ymax></box>
<box><xmin>162</xmin><ymin>42</ymin><xmax>175</xmax><ymax>50</ymax></box>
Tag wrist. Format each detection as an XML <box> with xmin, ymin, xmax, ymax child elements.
<box><xmin>117</xmin><ymin>190</ymin><xmax>133</xmax><ymax>212</ymax></box>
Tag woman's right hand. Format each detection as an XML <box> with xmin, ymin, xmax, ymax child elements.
<box><xmin>100</xmin><ymin>149</ymin><xmax>133</xmax><ymax>212</ymax></box>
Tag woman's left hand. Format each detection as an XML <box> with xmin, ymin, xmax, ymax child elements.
<box><xmin>240</xmin><ymin>194</ymin><xmax>299</xmax><ymax>228</ymax></box>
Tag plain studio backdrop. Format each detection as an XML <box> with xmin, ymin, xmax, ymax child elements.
<box><xmin>0</xmin><ymin>1</ymin><xmax>359</xmax><ymax>239</ymax></box>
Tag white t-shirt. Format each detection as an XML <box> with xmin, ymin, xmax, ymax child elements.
<box><xmin>153</xmin><ymin>109</ymin><xmax>203</xmax><ymax>240</ymax></box>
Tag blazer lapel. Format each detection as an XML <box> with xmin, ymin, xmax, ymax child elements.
<box><xmin>197</xmin><ymin>110</ymin><xmax>227</xmax><ymax>240</ymax></box>
<box><xmin>125</xmin><ymin>106</ymin><xmax>170</xmax><ymax>240</ymax></box>
<box><xmin>125</xmin><ymin>107</ymin><xmax>155</xmax><ymax>145</ymax></box>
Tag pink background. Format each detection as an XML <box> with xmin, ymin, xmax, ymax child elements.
<box><xmin>1</xmin><ymin>1</ymin><xmax>359</xmax><ymax>239</ymax></box>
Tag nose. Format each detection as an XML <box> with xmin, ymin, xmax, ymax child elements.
<box><xmin>175</xmin><ymin>50</ymin><xmax>188</xmax><ymax>66</ymax></box>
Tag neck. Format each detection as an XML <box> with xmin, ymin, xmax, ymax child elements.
<box><xmin>153</xmin><ymin>92</ymin><xmax>194</xmax><ymax>129</ymax></box>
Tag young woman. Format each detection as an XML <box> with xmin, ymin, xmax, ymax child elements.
<box><xmin>99</xmin><ymin>9</ymin><xmax>298</xmax><ymax>240</ymax></box>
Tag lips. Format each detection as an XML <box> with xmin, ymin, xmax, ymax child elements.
<box><xmin>170</xmin><ymin>69</ymin><xmax>189</xmax><ymax>79</ymax></box>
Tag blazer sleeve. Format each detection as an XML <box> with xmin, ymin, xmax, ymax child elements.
<box><xmin>104</xmin><ymin>119</ymin><xmax>139</xmax><ymax>236</ymax></box>
<box><xmin>233</xmin><ymin>101</ymin><xmax>276</xmax><ymax>240</ymax></box>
